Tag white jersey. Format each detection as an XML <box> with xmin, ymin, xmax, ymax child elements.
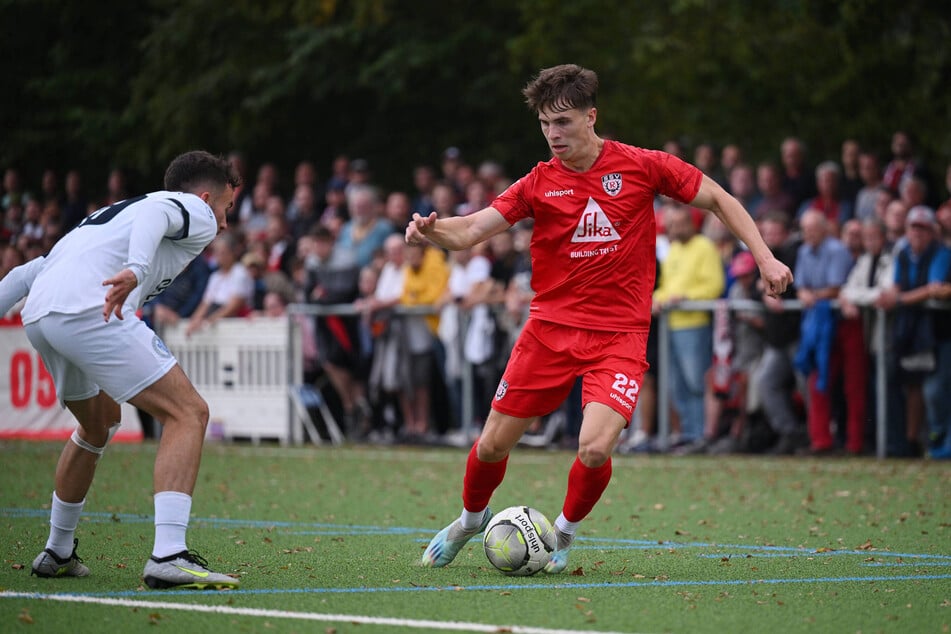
<box><xmin>21</xmin><ymin>191</ymin><xmax>218</xmax><ymax>324</ymax></box>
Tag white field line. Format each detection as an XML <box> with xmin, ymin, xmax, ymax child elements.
<box><xmin>0</xmin><ymin>591</ymin><xmax>639</xmax><ymax>634</ymax></box>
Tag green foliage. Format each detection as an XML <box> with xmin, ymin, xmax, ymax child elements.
<box><xmin>1</xmin><ymin>0</ymin><xmax>950</xmax><ymax>189</ymax></box>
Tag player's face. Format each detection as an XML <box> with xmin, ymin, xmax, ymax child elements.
<box><xmin>537</xmin><ymin>106</ymin><xmax>596</xmax><ymax>164</ymax></box>
<box><xmin>202</xmin><ymin>185</ymin><xmax>235</xmax><ymax>234</ymax></box>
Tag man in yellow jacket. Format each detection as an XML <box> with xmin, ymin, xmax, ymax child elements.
<box><xmin>653</xmin><ymin>204</ymin><xmax>726</xmax><ymax>446</ymax></box>
<box><xmin>399</xmin><ymin>244</ymin><xmax>449</xmax><ymax>438</ymax></box>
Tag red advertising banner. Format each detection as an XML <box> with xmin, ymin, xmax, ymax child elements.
<box><xmin>0</xmin><ymin>324</ymin><xmax>142</xmax><ymax>441</ymax></box>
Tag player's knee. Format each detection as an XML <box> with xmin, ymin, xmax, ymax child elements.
<box><xmin>193</xmin><ymin>396</ymin><xmax>210</xmax><ymax>430</ymax></box>
<box><xmin>577</xmin><ymin>442</ymin><xmax>611</xmax><ymax>467</ymax></box>
<box><xmin>71</xmin><ymin>421</ymin><xmax>120</xmax><ymax>458</ymax></box>
<box><xmin>476</xmin><ymin>437</ymin><xmax>511</xmax><ymax>462</ymax></box>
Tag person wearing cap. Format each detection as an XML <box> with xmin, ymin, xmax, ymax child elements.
<box><xmin>692</xmin><ymin>249</ymin><xmax>766</xmax><ymax>455</ymax></box>
<box><xmin>347</xmin><ymin>159</ymin><xmax>372</xmax><ymax>190</ymax></box>
<box><xmin>877</xmin><ymin>205</ymin><xmax>951</xmax><ymax>456</ymax></box>
<box><xmin>441</xmin><ymin>146</ymin><xmax>463</xmax><ymax>184</ymax></box>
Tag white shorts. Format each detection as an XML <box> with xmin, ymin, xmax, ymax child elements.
<box><xmin>24</xmin><ymin>310</ymin><xmax>178</xmax><ymax>404</ymax></box>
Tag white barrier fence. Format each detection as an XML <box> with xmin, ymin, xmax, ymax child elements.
<box><xmin>0</xmin><ymin>317</ymin><xmax>331</xmax><ymax>445</ymax></box>
<box><xmin>160</xmin><ymin>317</ymin><xmax>305</xmax><ymax>445</ymax></box>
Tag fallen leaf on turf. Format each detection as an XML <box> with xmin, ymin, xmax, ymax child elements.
<box><xmin>570</xmin><ymin>567</ymin><xmax>585</xmax><ymax>576</ymax></box>
<box><xmin>857</xmin><ymin>539</ymin><xmax>874</xmax><ymax>550</ymax></box>
<box><xmin>149</xmin><ymin>613</ymin><xmax>162</xmax><ymax>624</ymax></box>
<box><xmin>11</xmin><ymin>564</ymin><xmax>23</xmax><ymax>570</ymax></box>
<box><xmin>325</xmin><ymin>628</ymin><xmax>337</xmax><ymax>634</ymax></box>
<box><xmin>18</xmin><ymin>609</ymin><xmax>33</xmax><ymax>624</ymax></box>
<box><xmin>577</xmin><ymin>596</ymin><xmax>590</xmax><ymax>602</ymax></box>
<box><xmin>815</xmin><ymin>547</ymin><xmax>834</xmax><ymax>553</ymax></box>
<box><xmin>675</xmin><ymin>530</ymin><xmax>689</xmax><ymax>536</ymax></box>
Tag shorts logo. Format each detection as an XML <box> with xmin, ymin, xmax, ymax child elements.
<box><xmin>601</xmin><ymin>172</ymin><xmax>622</xmax><ymax>197</ymax></box>
<box><xmin>152</xmin><ymin>335</ymin><xmax>172</xmax><ymax>358</ymax></box>
<box><xmin>495</xmin><ymin>379</ymin><xmax>509</xmax><ymax>401</ymax></box>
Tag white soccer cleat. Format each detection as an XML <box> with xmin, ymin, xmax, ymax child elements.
<box><xmin>142</xmin><ymin>550</ymin><xmax>239</xmax><ymax>589</ymax></box>
<box><xmin>421</xmin><ymin>508</ymin><xmax>493</xmax><ymax>568</ymax></box>
<box><xmin>31</xmin><ymin>538</ymin><xmax>90</xmax><ymax>578</ymax></box>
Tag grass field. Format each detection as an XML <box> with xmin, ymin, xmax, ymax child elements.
<box><xmin>1</xmin><ymin>440</ymin><xmax>949</xmax><ymax>633</ymax></box>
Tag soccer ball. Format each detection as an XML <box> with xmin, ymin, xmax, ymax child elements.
<box><xmin>482</xmin><ymin>506</ymin><xmax>556</xmax><ymax>576</ymax></box>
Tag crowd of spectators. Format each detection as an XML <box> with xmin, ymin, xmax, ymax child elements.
<box><xmin>2</xmin><ymin>131</ymin><xmax>951</xmax><ymax>458</ymax></box>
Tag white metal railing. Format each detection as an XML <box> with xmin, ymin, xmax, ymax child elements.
<box><xmin>281</xmin><ymin>298</ymin><xmax>946</xmax><ymax>457</ymax></box>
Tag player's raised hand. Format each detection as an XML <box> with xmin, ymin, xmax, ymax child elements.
<box><xmin>759</xmin><ymin>256</ymin><xmax>793</xmax><ymax>298</ymax></box>
<box><xmin>405</xmin><ymin>212</ymin><xmax>438</xmax><ymax>245</ymax></box>
<box><xmin>101</xmin><ymin>268</ymin><xmax>139</xmax><ymax>322</ymax></box>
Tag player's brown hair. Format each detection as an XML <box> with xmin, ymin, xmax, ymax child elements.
<box><xmin>522</xmin><ymin>64</ymin><xmax>598</xmax><ymax>113</ymax></box>
<box><xmin>164</xmin><ymin>150</ymin><xmax>241</xmax><ymax>193</ymax></box>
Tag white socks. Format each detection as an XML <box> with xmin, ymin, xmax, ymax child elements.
<box><xmin>554</xmin><ymin>513</ymin><xmax>579</xmax><ymax>537</ymax></box>
<box><xmin>460</xmin><ymin>508</ymin><xmax>488</xmax><ymax>531</ymax></box>
<box><xmin>46</xmin><ymin>491</ymin><xmax>84</xmax><ymax>558</ymax></box>
<box><xmin>152</xmin><ymin>491</ymin><xmax>192</xmax><ymax>559</ymax></box>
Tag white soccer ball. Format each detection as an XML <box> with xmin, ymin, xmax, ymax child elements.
<box><xmin>482</xmin><ymin>505</ymin><xmax>556</xmax><ymax>576</ymax></box>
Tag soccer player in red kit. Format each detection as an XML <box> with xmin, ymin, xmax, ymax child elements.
<box><xmin>406</xmin><ymin>64</ymin><xmax>793</xmax><ymax>573</ymax></box>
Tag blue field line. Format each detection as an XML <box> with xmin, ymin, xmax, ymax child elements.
<box><xmin>32</xmin><ymin>572</ymin><xmax>951</xmax><ymax>600</ymax></box>
<box><xmin>572</xmin><ymin>536</ymin><xmax>951</xmax><ymax>561</ymax></box>
<box><xmin>861</xmin><ymin>561</ymin><xmax>951</xmax><ymax>567</ymax></box>
<box><xmin>0</xmin><ymin>507</ymin><xmax>433</xmax><ymax>534</ymax></box>
<box><xmin>6</xmin><ymin>506</ymin><xmax>949</xmax><ymax>563</ymax></box>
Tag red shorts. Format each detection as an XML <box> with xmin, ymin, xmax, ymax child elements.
<box><xmin>491</xmin><ymin>318</ymin><xmax>649</xmax><ymax>424</ymax></box>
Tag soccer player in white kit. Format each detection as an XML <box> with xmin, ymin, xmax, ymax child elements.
<box><xmin>0</xmin><ymin>151</ymin><xmax>241</xmax><ymax>589</ymax></box>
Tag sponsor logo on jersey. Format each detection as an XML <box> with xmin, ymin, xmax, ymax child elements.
<box><xmin>152</xmin><ymin>335</ymin><xmax>172</xmax><ymax>359</ymax></box>
<box><xmin>601</xmin><ymin>172</ymin><xmax>622</xmax><ymax>196</ymax></box>
<box><xmin>495</xmin><ymin>379</ymin><xmax>508</xmax><ymax>401</ymax></box>
<box><xmin>571</xmin><ymin>198</ymin><xmax>620</xmax><ymax>243</ymax></box>
<box><xmin>545</xmin><ymin>188</ymin><xmax>574</xmax><ymax>198</ymax></box>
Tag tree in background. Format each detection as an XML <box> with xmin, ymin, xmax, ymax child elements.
<box><xmin>2</xmin><ymin>0</ymin><xmax>949</xmax><ymax>192</ymax></box>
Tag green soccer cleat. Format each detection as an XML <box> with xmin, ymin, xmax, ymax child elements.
<box><xmin>421</xmin><ymin>508</ymin><xmax>493</xmax><ymax>568</ymax></box>
<box><xmin>543</xmin><ymin>528</ymin><xmax>574</xmax><ymax>574</ymax></box>
<box><xmin>143</xmin><ymin>550</ymin><xmax>240</xmax><ymax>590</ymax></box>
<box><xmin>31</xmin><ymin>538</ymin><xmax>90</xmax><ymax>578</ymax></box>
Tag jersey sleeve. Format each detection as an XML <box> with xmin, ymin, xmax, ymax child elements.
<box><xmin>0</xmin><ymin>256</ymin><xmax>45</xmax><ymax>315</ymax></box>
<box><xmin>647</xmin><ymin>149</ymin><xmax>704</xmax><ymax>204</ymax></box>
<box><xmin>490</xmin><ymin>172</ymin><xmax>536</xmax><ymax>224</ymax></box>
<box><xmin>125</xmin><ymin>195</ymin><xmax>217</xmax><ymax>285</ymax></box>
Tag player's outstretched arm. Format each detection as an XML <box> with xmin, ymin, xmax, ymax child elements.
<box><xmin>0</xmin><ymin>256</ymin><xmax>45</xmax><ymax>315</ymax></box>
<box><xmin>102</xmin><ymin>269</ymin><xmax>139</xmax><ymax>322</ymax></box>
<box><xmin>405</xmin><ymin>207</ymin><xmax>510</xmax><ymax>250</ymax></box>
<box><xmin>690</xmin><ymin>175</ymin><xmax>793</xmax><ymax>297</ymax></box>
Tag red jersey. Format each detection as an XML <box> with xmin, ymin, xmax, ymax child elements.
<box><xmin>492</xmin><ymin>140</ymin><xmax>702</xmax><ymax>332</ymax></box>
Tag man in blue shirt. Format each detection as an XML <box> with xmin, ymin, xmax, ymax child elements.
<box><xmin>794</xmin><ymin>210</ymin><xmax>858</xmax><ymax>454</ymax></box>
<box><xmin>877</xmin><ymin>205</ymin><xmax>951</xmax><ymax>457</ymax></box>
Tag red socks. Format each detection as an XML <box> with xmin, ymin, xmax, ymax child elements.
<box><xmin>562</xmin><ymin>456</ymin><xmax>612</xmax><ymax>522</ymax></box>
<box><xmin>462</xmin><ymin>442</ymin><xmax>508</xmax><ymax>512</ymax></box>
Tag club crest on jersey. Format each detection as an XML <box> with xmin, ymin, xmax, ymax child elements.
<box><xmin>601</xmin><ymin>172</ymin><xmax>622</xmax><ymax>197</ymax></box>
<box><xmin>495</xmin><ymin>379</ymin><xmax>508</xmax><ymax>401</ymax></box>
